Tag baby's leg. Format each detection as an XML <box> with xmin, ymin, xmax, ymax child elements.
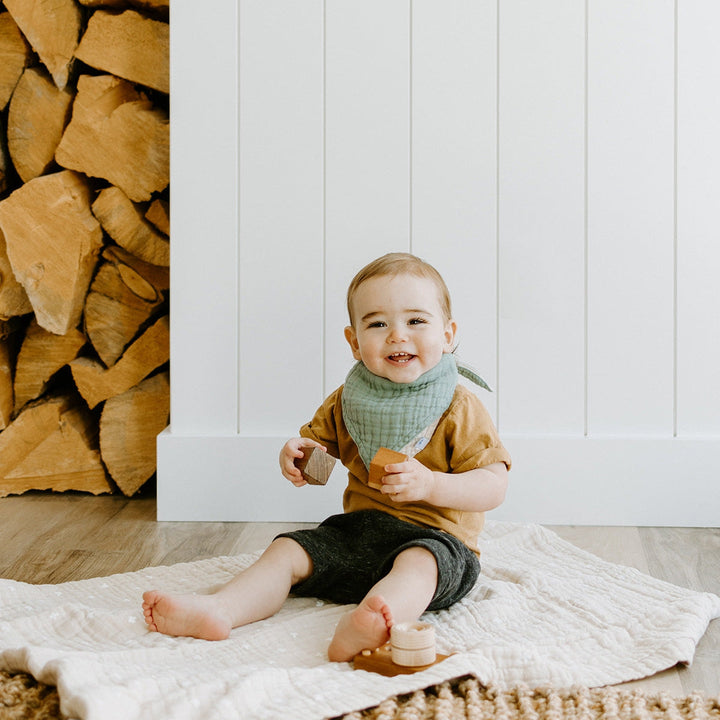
<box><xmin>327</xmin><ymin>546</ymin><xmax>438</xmax><ymax>662</ymax></box>
<box><xmin>142</xmin><ymin>537</ymin><xmax>312</xmax><ymax>640</ymax></box>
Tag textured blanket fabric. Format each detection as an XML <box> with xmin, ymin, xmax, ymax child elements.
<box><xmin>0</xmin><ymin>522</ymin><xmax>718</xmax><ymax>720</ymax></box>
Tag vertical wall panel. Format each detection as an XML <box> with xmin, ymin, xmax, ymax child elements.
<box><xmin>163</xmin><ymin>1</ymin><xmax>720</xmax><ymax>525</ymax></box>
<box><xmin>238</xmin><ymin>0</ymin><xmax>324</xmax><ymax>435</ymax></box>
<box><xmin>169</xmin><ymin>0</ymin><xmax>239</xmax><ymax>434</ymax></box>
<box><xmin>324</xmin><ymin>1</ymin><xmax>411</xmax><ymax>393</ymax></box>
<box><xmin>677</xmin><ymin>0</ymin><xmax>720</xmax><ymax>436</ymax></box>
<box><xmin>498</xmin><ymin>0</ymin><xmax>586</xmax><ymax>434</ymax></box>
<box><xmin>412</xmin><ymin>0</ymin><xmax>499</xmax><ymax>421</ymax></box>
<box><xmin>587</xmin><ymin>0</ymin><xmax>675</xmax><ymax>435</ymax></box>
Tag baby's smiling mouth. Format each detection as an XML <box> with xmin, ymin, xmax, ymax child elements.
<box><xmin>387</xmin><ymin>353</ymin><xmax>415</xmax><ymax>363</ymax></box>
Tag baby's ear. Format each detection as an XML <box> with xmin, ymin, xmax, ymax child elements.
<box><xmin>443</xmin><ymin>319</ymin><xmax>457</xmax><ymax>351</ymax></box>
<box><xmin>344</xmin><ymin>325</ymin><xmax>362</xmax><ymax>360</ymax></box>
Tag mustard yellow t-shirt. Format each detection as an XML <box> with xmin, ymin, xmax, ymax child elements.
<box><xmin>299</xmin><ymin>384</ymin><xmax>511</xmax><ymax>555</ymax></box>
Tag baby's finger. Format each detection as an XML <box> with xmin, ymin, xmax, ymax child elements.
<box><xmin>299</xmin><ymin>439</ymin><xmax>327</xmax><ymax>453</ymax></box>
<box><xmin>285</xmin><ymin>466</ymin><xmax>307</xmax><ymax>485</ymax></box>
<box><xmin>381</xmin><ymin>479</ymin><xmax>403</xmax><ymax>496</ymax></box>
<box><xmin>387</xmin><ymin>487</ymin><xmax>406</xmax><ymax>502</ymax></box>
<box><xmin>382</xmin><ymin>469</ymin><xmax>408</xmax><ymax>485</ymax></box>
<box><xmin>282</xmin><ymin>462</ymin><xmax>303</xmax><ymax>480</ymax></box>
<box><xmin>383</xmin><ymin>461</ymin><xmax>409</xmax><ymax>475</ymax></box>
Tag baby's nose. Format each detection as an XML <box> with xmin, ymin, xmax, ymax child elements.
<box><xmin>387</xmin><ymin>325</ymin><xmax>408</xmax><ymax>342</ymax></box>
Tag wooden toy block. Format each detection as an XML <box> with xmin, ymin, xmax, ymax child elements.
<box><xmin>352</xmin><ymin>643</ymin><xmax>451</xmax><ymax>677</ymax></box>
<box><xmin>367</xmin><ymin>447</ymin><xmax>407</xmax><ymax>490</ymax></box>
<box><xmin>294</xmin><ymin>446</ymin><xmax>335</xmax><ymax>485</ymax></box>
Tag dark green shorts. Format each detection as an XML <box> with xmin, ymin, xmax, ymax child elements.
<box><xmin>276</xmin><ymin>509</ymin><xmax>480</xmax><ymax>610</ymax></box>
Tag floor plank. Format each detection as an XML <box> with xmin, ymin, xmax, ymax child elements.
<box><xmin>547</xmin><ymin>525</ymin><xmax>651</xmax><ymax>573</ymax></box>
<box><xmin>639</xmin><ymin>527</ymin><xmax>720</xmax><ymax>696</ymax></box>
<box><xmin>0</xmin><ymin>495</ymin><xmax>717</xmax><ymax>696</ymax></box>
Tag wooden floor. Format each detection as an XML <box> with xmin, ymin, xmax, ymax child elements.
<box><xmin>0</xmin><ymin>493</ymin><xmax>718</xmax><ymax>696</ymax></box>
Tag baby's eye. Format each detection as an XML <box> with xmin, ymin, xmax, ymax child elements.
<box><xmin>367</xmin><ymin>321</ymin><xmax>386</xmax><ymax>328</ymax></box>
<box><xmin>408</xmin><ymin>318</ymin><xmax>427</xmax><ymax>325</ymax></box>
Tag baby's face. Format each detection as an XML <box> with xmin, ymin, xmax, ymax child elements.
<box><xmin>344</xmin><ymin>274</ymin><xmax>456</xmax><ymax>384</ymax></box>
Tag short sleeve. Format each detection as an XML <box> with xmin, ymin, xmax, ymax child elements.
<box><xmin>298</xmin><ymin>387</ymin><xmax>342</xmax><ymax>459</ymax></box>
<box><xmin>442</xmin><ymin>387</ymin><xmax>511</xmax><ymax>474</ymax></box>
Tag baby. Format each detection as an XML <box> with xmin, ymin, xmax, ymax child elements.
<box><xmin>143</xmin><ymin>252</ymin><xmax>511</xmax><ymax>661</ymax></box>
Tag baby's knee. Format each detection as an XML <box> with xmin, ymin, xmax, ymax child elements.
<box><xmin>267</xmin><ymin>537</ymin><xmax>314</xmax><ymax>584</ymax></box>
<box><xmin>393</xmin><ymin>546</ymin><xmax>438</xmax><ymax>576</ymax></box>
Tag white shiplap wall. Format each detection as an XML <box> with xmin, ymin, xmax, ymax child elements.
<box><xmin>159</xmin><ymin>0</ymin><xmax>720</xmax><ymax>525</ymax></box>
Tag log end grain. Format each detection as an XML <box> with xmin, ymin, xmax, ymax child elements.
<box><xmin>55</xmin><ymin>74</ymin><xmax>169</xmax><ymax>202</ymax></box>
<box><xmin>99</xmin><ymin>371</ymin><xmax>169</xmax><ymax>495</ymax></box>
<box><xmin>0</xmin><ymin>170</ymin><xmax>104</xmax><ymax>335</ymax></box>
<box><xmin>75</xmin><ymin>10</ymin><xmax>169</xmax><ymax>94</ymax></box>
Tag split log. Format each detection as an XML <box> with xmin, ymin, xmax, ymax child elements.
<box><xmin>145</xmin><ymin>198</ymin><xmax>169</xmax><ymax>236</ymax></box>
<box><xmin>0</xmin><ymin>117</ymin><xmax>7</xmax><ymax>195</ymax></box>
<box><xmin>7</xmin><ymin>66</ymin><xmax>74</xmax><ymax>183</ymax></box>
<box><xmin>106</xmin><ymin>244</ymin><xmax>169</xmax><ymax>293</ymax></box>
<box><xmin>84</xmin><ymin>246</ymin><xmax>168</xmax><ymax>366</ymax></box>
<box><xmin>0</xmin><ymin>170</ymin><xmax>104</xmax><ymax>335</ymax></box>
<box><xmin>0</xmin><ymin>11</ymin><xmax>30</xmax><ymax>111</ymax></box>
<box><xmin>0</xmin><ymin>395</ymin><xmax>111</xmax><ymax>497</ymax></box>
<box><xmin>92</xmin><ymin>186</ymin><xmax>170</xmax><ymax>266</ymax></box>
<box><xmin>70</xmin><ymin>314</ymin><xmax>168</xmax><ymax>409</ymax></box>
<box><xmin>55</xmin><ymin>74</ymin><xmax>169</xmax><ymax>202</ymax></box>
<box><xmin>0</xmin><ymin>225</ymin><xmax>32</xmax><ymax>319</ymax></box>
<box><xmin>0</xmin><ymin>338</ymin><xmax>12</xmax><ymax>430</ymax></box>
<box><xmin>13</xmin><ymin>319</ymin><xmax>86</xmax><ymax>412</ymax></box>
<box><xmin>0</xmin><ymin>117</ymin><xmax>9</xmax><ymax>195</ymax></box>
<box><xmin>77</xmin><ymin>0</ymin><xmax>169</xmax><ymax>17</ymax></box>
<box><xmin>0</xmin><ymin>319</ymin><xmax>24</xmax><ymax>429</ymax></box>
<box><xmin>75</xmin><ymin>10</ymin><xmax>169</xmax><ymax>94</ymax></box>
<box><xmin>99</xmin><ymin>371</ymin><xmax>169</xmax><ymax>495</ymax></box>
<box><xmin>3</xmin><ymin>0</ymin><xmax>81</xmax><ymax>91</ymax></box>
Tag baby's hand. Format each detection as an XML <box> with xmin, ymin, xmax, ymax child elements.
<box><xmin>379</xmin><ymin>457</ymin><xmax>435</xmax><ymax>503</ymax></box>
<box><xmin>279</xmin><ymin>438</ymin><xmax>327</xmax><ymax>487</ymax></box>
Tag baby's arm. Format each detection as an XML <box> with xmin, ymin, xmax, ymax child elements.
<box><xmin>279</xmin><ymin>438</ymin><xmax>328</xmax><ymax>486</ymax></box>
<box><xmin>379</xmin><ymin>460</ymin><xmax>508</xmax><ymax>511</ymax></box>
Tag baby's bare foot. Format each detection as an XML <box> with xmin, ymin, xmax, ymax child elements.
<box><xmin>327</xmin><ymin>595</ymin><xmax>394</xmax><ymax>662</ymax></box>
<box><xmin>142</xmin><ymin>590</ymin><xmax>232</xmax><ymax>641</ymax></box>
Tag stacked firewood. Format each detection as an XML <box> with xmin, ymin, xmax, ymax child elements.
<box><xmin>0</xmin><ymin>0</ymin><xmax>169</xmax><ymax>498</ymax></box>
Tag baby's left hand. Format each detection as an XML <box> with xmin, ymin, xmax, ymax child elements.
<box><xmin>380</xmin><ymin>458</ymin><xmax>435</xmax><ymax>503</ymax></box>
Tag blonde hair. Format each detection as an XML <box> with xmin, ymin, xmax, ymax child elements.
<box><xmin>346</xmin><ymin>253</ymin><xmax>452</xmax><ymax>326</ymax></box>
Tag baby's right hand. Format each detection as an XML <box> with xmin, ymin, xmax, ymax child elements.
<box><xmin>280</xmin><ymin>438</ymin><xmax>327</xmax><ymax>487</ymax></box>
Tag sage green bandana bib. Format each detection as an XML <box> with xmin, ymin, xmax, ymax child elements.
<box><xmin>342</xmin><ymin>353</ymin><xmax>490</xmax><ymax>469</ymax></box>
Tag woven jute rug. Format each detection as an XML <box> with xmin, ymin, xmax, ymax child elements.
<box><xmin>2</xmin><ymin>671</ymin><xmax>719</xmax><ymax>720</ymax></box>
<box><xmin>0</xmin><ymin>671</ymin><xmax>60</xmax><ymax>720</ymax></box>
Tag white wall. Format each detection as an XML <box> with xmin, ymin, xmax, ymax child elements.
<box><xmin>159</xmin><ymin>0</ymin><xmax>720</xmax><ymax>526</ymax></box>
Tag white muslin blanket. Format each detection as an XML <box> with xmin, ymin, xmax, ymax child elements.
<box><xmin>1</xmin><ymin>522</ymin><xmax>718</xmax><ymax>720</ymax></box>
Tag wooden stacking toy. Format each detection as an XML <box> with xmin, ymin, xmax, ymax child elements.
<box><xmin>390</xmin><ymin>621</ymin><xmax>436</xmax><ymax>666</ymax></box>
<box><xmin>367</xmin><ymin>447</ymin><xmax>408</xmax><ymax>490</ymax></box>
<box><xmin>294</xmin><ymin>446</ymin><xmax>335</xmax><ymax>485</ymax></box>
<box><xmin>353</xmin><ymin>621</ymin><xmax>450</xmax><ymax>677</ymax></box>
